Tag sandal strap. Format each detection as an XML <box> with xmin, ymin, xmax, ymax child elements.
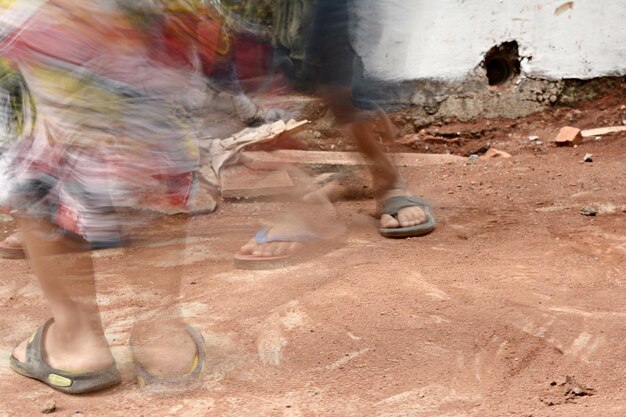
<box><xmin>25</xmin><ymin>318</ymin><xmax>53</xmax><ymax>366</ymax></box>
<box><xmin>255</xmin><ymin>228</ymin><xmax>322</xmax><ymax>244</ymax></box>
<box><xmin>380</xmin><ymin>196</ymin><xmax>429</xmax><ymax>217</ymax></box>
<box><xmin>374</xmin><ymin>179</ymin><xmax>408</xmax><ymax>199</ymax></box>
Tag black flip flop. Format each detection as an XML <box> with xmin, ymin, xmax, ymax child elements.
<box><xmin>9</xmin><ymin>319</ymin><xmax>121</xmax><ymax>394</ymax></box>
<box><xmin>379</xmin><ymin>196</ymin><xmax>436</xmax><ymax>238</ymax></box>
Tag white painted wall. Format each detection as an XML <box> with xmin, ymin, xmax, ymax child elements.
<box><xmin>352</xmin><ymin>0</ymin><xmax>626</xmax><ymax>82</ymax></box>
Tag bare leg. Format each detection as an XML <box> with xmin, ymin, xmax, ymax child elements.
<box><xmin>11</xmin><ymin>218</ymin><xmax>114</xmax><ymax>373</ymax></box>
<box><xmin>323</xmin><ymin>89</ymin><xmax>427</xmax><ymax>229</ymax></box>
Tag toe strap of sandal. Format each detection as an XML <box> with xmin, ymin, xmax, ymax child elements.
<box><xmin>24</xmin><ymin>318</ymin><xmax>53</xmax><ymax>366</ymax></box>
<box><xmin>255</xmin><ymin>228</ymin><xmax>321</xmax><ymax>244</ymax></box>
<box><xmin>380</xmin><ymin>196</ymin><xmax>429</xmax><ymax>217</ymax></box>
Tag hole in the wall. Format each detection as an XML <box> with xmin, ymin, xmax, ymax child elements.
<box><xmin>484</xmin><ymin>41</ymin><xmax>521</xmax><ymax>86</ymax></box>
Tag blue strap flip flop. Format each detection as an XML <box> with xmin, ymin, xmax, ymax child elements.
<box><xmin>234</xmin><ymin>227</ymin><xmax>343</xmax><ymax>270</ymax></box>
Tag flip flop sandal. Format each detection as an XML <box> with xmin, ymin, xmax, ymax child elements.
<box><xmin>233</xmin><ymin>228</ymin><xmax>343</xmax><ymax>270</ymax></box>
<box><xmin>9</xmin><ymin>319</ymin><xmax>121</xmax><ymax>394</ymax></box>
<box><xmin>379</xmin><ymin>196</ymin><xmax>436</xmax><ymax>238</ymax></box>
<box><xmin>129</xmin><ymin>325</ymin><xmax>205</xmax><ymax>390</ymax></box>
<box><xmin>0</xmin><ymin>232</ymin><xmax>25</xmax><ymax>259</ymax></box>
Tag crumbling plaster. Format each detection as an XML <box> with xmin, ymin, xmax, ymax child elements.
<box><xmin>351</xmin><ymin>0</ymin><xmax>626</xmax><ymax>82</ymax></box>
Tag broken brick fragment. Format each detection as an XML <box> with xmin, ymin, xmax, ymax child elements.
<box><xmin>484</xmin><ymin>149</ymin><xmax>512</xmax><ymax>159</ymax></box>
<box><xmin>555</xmin><ymin>126</ymin><xmax>583</xmax><ymax>146</ymax></box>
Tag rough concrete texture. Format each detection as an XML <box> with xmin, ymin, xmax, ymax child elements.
<box><xmin>359</xmin><ymin>74</ymin><xmax>626</xmax><ymax>126</ymax></box>
<box><xmin>356</xmin><ymin>75</ymin><xmax>565</xmax><ymax>125</ymax></box>
<box><xmin>433</xmin><ymin>77</ymin><xmax>562</xmax><ymax>122</ymax></box>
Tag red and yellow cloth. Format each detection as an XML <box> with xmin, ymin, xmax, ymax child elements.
<box><xmin>0</xmin><ymin>0</ymin><xmax>207</xmax><ymax>243</ymax></box>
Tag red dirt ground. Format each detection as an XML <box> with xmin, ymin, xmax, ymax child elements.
<box><xmin>0</xmin><ymin>87</ymin><xmax>624</xmax><ymax>416</ymax></box>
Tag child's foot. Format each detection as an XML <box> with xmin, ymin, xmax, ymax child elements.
<box><xmin>10</xmin><ymin>320</ymin><xmax>120</xmax><ymax>394</ymax></box>
<box><xmin>378</xmin><ymin>188</ymin><xmax>428</xmax><ymax>229</ymax></box>
<box><xmin>238</xmin><ymin>224</ymin><xmax>307</xmax><ymax>259</ymax></box>
<box><xmin>377</xmin><ymin>188</ymin><xmax>436</xmax><ymax>238</ymax></box>
<box><xmin>11</xmin><ymin>321</ymin><xmax>114</xmax><ymax>373</ymax></box>
<box><xmin>130</xmin><ymin>321</ymin><xmax>199</xmax><ymax>379</ymax></box>
<box><xmin>238</xmin><ymin>191</ymin><xmax>341</xmax><ymax>259</ymax></box>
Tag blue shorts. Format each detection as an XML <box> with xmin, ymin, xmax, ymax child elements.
<box><xmin>306</xmin><ymin>0</ymin><xmax>355</xmax><ymax>87</ymax></box>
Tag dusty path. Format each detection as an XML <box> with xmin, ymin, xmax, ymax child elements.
<box><xmin>0</xmin><ymin>93</ymin><xmax>625</xmax><ymax>416</ymax></box>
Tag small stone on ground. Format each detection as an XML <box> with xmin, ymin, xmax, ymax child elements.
<box><xmin>40</xmin><ymin>400</ymin><xmax>56</xmax><ymax>414</ymax></box>
<box><xmin>580</xmin><ymin>206</ymin><xmax>598</xmax><ymax>216</ymax></box>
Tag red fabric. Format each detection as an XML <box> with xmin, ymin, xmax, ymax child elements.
<box><xmin>234</xmin><ymin>35</ymin><xmax>272</xmax><ymax>82</ymax></box>
<box><xmin>148</xmin><ymin>14</ymin><xmax>197</xmax><ymax>68</ymax></box>
<box><xmin>197</xmin><ymin>18</ymin><xmax>221</xmax><ymax>75</ymax></box>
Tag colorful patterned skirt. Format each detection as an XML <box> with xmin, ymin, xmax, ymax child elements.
<box><xmin>0</xmin><ymin>1</ymin><xmax>201</xmax><ymax>245</ymax></box>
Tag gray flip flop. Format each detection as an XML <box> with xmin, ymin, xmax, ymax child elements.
<box><xmin>9</xmin><ymin>319</ymin><xmax>121</xmax><ymax>394</ymax></box>
<box><xmin>130</xmin><ymin>325</ymin><xmax>205</xmax><ymax>389</ymax></box>
<box><xmin>379</xmin><ymin>196</ymin><xmax>436</xmax><ymax>238</ymax></box>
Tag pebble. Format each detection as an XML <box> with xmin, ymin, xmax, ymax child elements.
<box><xmin>40</xmin><ymin>400</ymin><xmax>56</xmax><ymax>414</ymax></box>
<box><xmin>580</xmin><ymin>206</ymin><xmax>598</xmax><ymax>216</ymax></box>
<box><xmin>468</xmin><ymin>154</ymin><xmax>479</xmax><ymax>161</ymax></box>
<box><xmin>313</xmin><ymin>131</ymin><xmax>322</xmax><ymax>139</ymax></box>
<box><xmin>536</xmin><ymin>141</ymin><xmax>544</xmax><ymax>145</ymax></box>
<box><xmin>583</xmin><ymin>153</ymin><xmax>593</xmax><ymax>163</ymax></box>
<box><xmin>528</xmin><ymin>136</ymin><xmax>540</xmax><ymax>141</ymax></box>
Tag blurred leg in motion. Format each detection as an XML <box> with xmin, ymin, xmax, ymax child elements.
<box><xmin>237</xmin><ymin>0</ymin><xmax>434</xmax><ymax>263</ymax></box>
<box><xmin>308</xmin><ymin>0</ymin><xmax>430</xmax><ymax>231</ymax></box>
<box><xmin>321</xmin><ymin>89</ymin><xmax>428</xmax><ymax>231</ymax></box>
<box><xmin>123</xmin><ymin>214</ymin><xmax>200</xmax><ymax>383</ymax></box>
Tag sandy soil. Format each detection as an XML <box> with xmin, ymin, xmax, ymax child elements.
<box><xmin>0</xmin><ymin>88</ymin><xmax>624</xmax><ymax>417</ymax></box>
